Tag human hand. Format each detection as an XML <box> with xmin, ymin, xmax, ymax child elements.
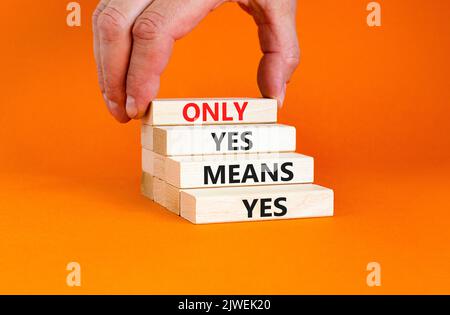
<box><xmin>93</xmin><ymin>0</ymin><xmax>300</xmax><ymax>123</ymax></box>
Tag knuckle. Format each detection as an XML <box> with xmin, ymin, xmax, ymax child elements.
<box><xmin>125</xmin><ymin>71</ymin><xmax>145</xmax><ymax>91</ymax></box>
<box><xmin>284</xmin><ymin>46</ymin><xmax>300</xmax><ymax>69</ymax></box>
<box><xmin>133</xmin><ymin>11</ymin><xmax>166</xmax><ymax>41</ymax></box>
<box><xmin>104</xmin><ymin>80</ymin><xmax>124</xmax><ymax>96</ymax></box>
<box><xmin>92</xmin><ymin>8</ymin><xmax>102</xmax><ymax>26</ymax></box>
<box><xmin>97</xmin><ymin>7</ymin><xmax>128</xmax><ymax>41</ymax></box>
<box><xmin>92</xmin><ymin>2</ymin><xmax>108</xmax><ymax>26</ymax></box>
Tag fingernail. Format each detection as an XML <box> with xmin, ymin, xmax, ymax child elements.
<box><xmin>103</xmin><ymin>94</ymin><xmax>116</xmax><ymax>112</ymax></box>
<box><xmin>126</xmin><ymin>95</ymin><xmax>138</xmax><ymax>118</ymax></box>
<box><xmin>278</xmin><ymin>83</ymin><xmax>287</xmax><ymax>108</ymax></box>
<box><xmin>107</xmin><ymin>99</ymin><xmax>120</xmax><ymax>117</ymax></box>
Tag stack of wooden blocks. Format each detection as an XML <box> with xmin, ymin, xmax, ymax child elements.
<box><xmin>141</xmin><ymin>98</ymin><xmax>334</xmax><ymax>224</ymax></box>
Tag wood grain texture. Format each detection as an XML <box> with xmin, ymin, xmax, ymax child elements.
<box><xmin>141</xmin><ymin>98</ymin><xmax>277</xmax><ymax>126</ymax></box>
<box><xmin>141</xmin><ymin>171</ymin><xmax>333</xmax><ymax>224</ymax></box>
<box><xmin>141</xmin><ymin>172</ymin><xmax>181</xmax><ymax>215</ymax></box>
<box><xmin>141</xmin><ymin>149</ymin><xmax>165</xmax><ymax>179</ymax></box>
<box><xmin>164</xmin><ymin>182</ymin><xmax>181</xmax><ymax>215</ymax></box>
<box><xmin>164</xmin><ymin>152</ymin><xmax>314</xmax><ymax>188</ymax></box>
<box><xmin>146</xmin><ymin>124</ymin><xmax>296</xmax><ymax>156</ymax></box>
<box><xmin>141</xmin><ymin>125</ymin><xmax>153</xmax><ymax>150</ymax></box>
<box><xmin>180</xmin><ymin>184</ymin><xmax>333</xmax><ymax>224</ymax></box>
<box><xmin>140</xmin><ymin>172</ymin><xmax>155</xmax><ymax>200</ymax></box>
<box><xmin>153</xmin><ymin>176</ymin><xmax>167</xmax><ymax>209</ymax></box>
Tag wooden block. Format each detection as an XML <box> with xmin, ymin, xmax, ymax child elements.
<box><xmin>140</xmin><ymin>172</ymin><xmax>154</xmax><ymax>200</ymax></box>
<box><xmin>141</xmin><ymin>148</ymin><xmax>165</xmax><ymax>179</ymax></box>
<box><xmin>144</xmin><ymin>173</ymin><xmax>181</xmax><ymax>215</ymax></box>
<box><xmin>164</xmin><ymin>182</ymin><xmax>182</xmax><ymax>215</ymax></box>
<box><xmin>153</xmin><ymin>176</ymin><xmax>166</xmax><ymax>207</ymax></box>
<box><xmin>164</xmin><ymin>152</ymin><xmax>314</xmax><ymax>188</ymax></box>
<box><xmin>141</xmin><ymin>173</ymin><xmax>172</xmax><ymax>209</ymax></box>
<box><xmin>141</xmin><ymin>125</ymin><xmax>153</xmax><ymax>150</ymax></box>
<box><xmin>149</xmin><ymin>124</ymin><xmax>296</xmax><ymax>156</ymax></box>
<box><xmin>141</xmin><ymin>98</ymin><xmax>277</xmax><ymax>126</ymax></box>
<box><xmin>180</xmin><ymin>184</ymin><xmax>333</xmax><ymax>224</ymax></box>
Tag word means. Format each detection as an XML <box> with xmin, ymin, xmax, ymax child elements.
<box><xmin>204</xmin><ymin>162</ymin><xmax>294</xmax><ymax>185</ymax></box>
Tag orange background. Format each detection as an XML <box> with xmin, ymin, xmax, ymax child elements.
<box><xmin>1</xmin><ymin>0</ymin><xmax>449</xmax><ymax>294</ymax></box>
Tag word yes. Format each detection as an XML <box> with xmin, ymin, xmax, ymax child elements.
<box><xmin>243</xmin><ymin>197</ymin><xmax>287</xmax><ymax>218</ymax></box>
<box><xmin>211</xmin><ymin>131</ymin><xmax>252</xmax><ymax>151</ymax></box>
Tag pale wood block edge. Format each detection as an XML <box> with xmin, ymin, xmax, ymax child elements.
<box><xmin>152</xmin><ymin>127</ymin><xmax>167</xmax><ymax>155</ymax></box>
<box><xmin>168</xmin><ymin>152</ymin><xmax>314</xmax><ymax>189</ymax></box>
<box><xmin>164</xmin><ymin>182</ymin><xmax>181</xmax><ymax>215</ymax></box>
<box><xmin>140</xmin><ymin>172</ymin><xmax>154</xmax><ymax>200</ymax></box>
<box><xmin>180</xmin><ymin>184</ymin><xmax>334</xmax><ymax>224</ymax></box>
<box><xmin>141</xmin><ymin>148</ymin><xmax>154</xmax><ymax>175</ymax></box>
<box><xmin>141</xmin><ymin>98</ymin><xmax>278</xmax><ymax>126</ymax></box>
<box><xmin>180</xmin><ymin>191</ymin><xmax>197</xmax><ymax>224</ymax></box>
<box><xmin>165</xmin><ymin>158</ymin><xmax>181</xmax><ymax>187</ymax></box>
<box><xmin>140</xmin><ymin>124</ymin><xmax>154</xmax><ymax>150</ymax></box>
<box><xmin>153</xmin><ymin>177</ymin><xmax>166</xmax><ymax>207</ymax></box>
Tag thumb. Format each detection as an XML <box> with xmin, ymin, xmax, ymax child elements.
<box><xmin>242</xmin><ymin>0</ymin><xmax>300</xmax><ymax>107</ymax></box>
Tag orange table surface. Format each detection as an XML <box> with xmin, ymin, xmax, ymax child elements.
<box><xmin>1</xmin><ymin>167</ymin><xmax>449</xmax><ymax>294</ymax></box>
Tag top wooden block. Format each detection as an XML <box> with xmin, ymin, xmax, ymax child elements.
<box><xmin>141</xmin><ymin>98</ymin><xmax>277</xmax><ymax>126</ymax></box>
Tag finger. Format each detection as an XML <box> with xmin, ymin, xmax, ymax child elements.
<box><xmin>243</xmin><ymin>0</ymin><xmax>300</xmax><ymax>107</ymax></box>
<box><xmin>93</xmin><ymin>0</ymin><xmax>129</xmax><ymax>122</ymax></box>
<box><xmin>92</xmin><ymin>0</ymin><xmax>109</xmax><ymax>99</ymax></box>
<box><xmin>96</xmin><ymin>0</ymin><xmax>155</xmax><ymax>123</ymax></box>
<box><xmin>126</xmin><ymin>0</ymin><xmax>222</xmax><ymax>119</ymax></box>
